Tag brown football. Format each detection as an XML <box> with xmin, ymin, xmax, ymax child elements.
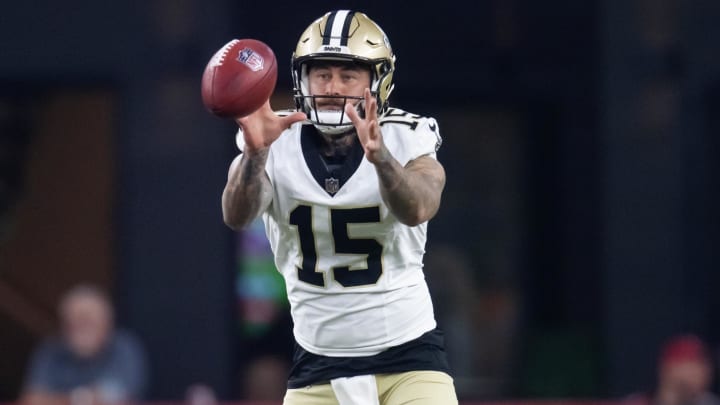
<box><xmin>201</xmin><ymin>39</ymin><xmax>278</xmax><ymax>118</ymax></box>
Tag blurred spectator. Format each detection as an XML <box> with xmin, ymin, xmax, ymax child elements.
<box><xmin>654</xmin><ymin>335</ymin><xmax>720</xmax><ymax>405</ymax></box>
<box><xmin>185</xmin><ymin>384</ymin><xmax>217</xmax><ymax>405</ymax></box>
<box><xmin>632</xmin><ymin>334</ymin><xmax>720</xmax><ymax>405</ymax></box>
<box><xmin>241</xmin><ymin>355</ymin><xmax>288</xmax><ymax>401</ymax></box>
<box><xmin>21</xmin><ymin>284</ymin><xmax>148</xmax><ymax>405</ymax></box>
<box><xmin>423</xmin><ymin>243</ymin><xmax>521</xmax><ymax>398</ymax></box>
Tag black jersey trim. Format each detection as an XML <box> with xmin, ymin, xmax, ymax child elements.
<box><xmin>300</xmin><ymin>125</ymin><xmax>365</xmax><ymax>197</ymax></box>
<box><xmin>287</xmin><ymin>328</ymin><xmax>452</xmax><ymax>389</ymax></box>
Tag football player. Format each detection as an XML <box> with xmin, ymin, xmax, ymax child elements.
<box><xmin>222</xmin><ymin>10</ymin><xmax>458</xmax><ymax>405</ymax></box>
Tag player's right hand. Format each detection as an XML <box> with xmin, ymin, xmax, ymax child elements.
<box><xmin>235</xmin><ymin>101</ymin><xmax>306</xmax><ymax>153</ymax></box>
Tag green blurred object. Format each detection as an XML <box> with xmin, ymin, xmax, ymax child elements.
<box><xmin>519</xmin><ymin>327</ymin><xmax>603</xmax><ymax>398</ymax></box>
<box><xmin>237</xmin><ymin>219</ymin><xmax>289</xmax><ymax>337</ymax></box>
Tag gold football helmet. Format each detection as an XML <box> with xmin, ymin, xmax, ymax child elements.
<box><xmin>291</xmin><ymin>10</ymin><xmax>396</xmax><ymax>134</ymax></box>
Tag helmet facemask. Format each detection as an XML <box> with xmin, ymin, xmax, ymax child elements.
<box><xmin>293</xmin><ymin>58</ymin><xmax>384</xmax><ymax>135</ymax></box>
<box><xmin>293</xmin><ymin>60</ymin><xmax>361</xmax><ymax>135</ymax></box>
<box><xmin>303</xmin><ymin>94</ymin><xmax>365</xmax><ymax>136</ymax></box>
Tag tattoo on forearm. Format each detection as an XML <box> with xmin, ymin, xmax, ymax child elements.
<box><xmin>223</xmin><ymin>149</ymin><xmax>272</xmax><ymax>228</ymax></box>
<box><xmin>242</xmin><ymin>151</ymin><xmax>271</xmax><ymax>200</ymax></box>
<box><xmin>240</xmin><ymin>150</ymin><xmax>269</xmax><ymax>187</ymax></box>
<box><xmin>374</xmin><ymin>156</ymin><xmax>444</xmax><ymax>226</ymax></box>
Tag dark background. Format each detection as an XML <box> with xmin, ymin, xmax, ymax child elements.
<box><xmin>1</xmin><ymin>0</ymin><xmax>719</xmax><ymax>401</ymax></box>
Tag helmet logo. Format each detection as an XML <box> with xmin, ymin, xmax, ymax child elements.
<box><xmin>237</xmin><ymin>47</ymin><xmax>264</xmax><ymax>72</ymax></box>
<box><xmin>322</xmin><ymin>45</ymin><xmax>342</xmax><ymax>52</ymax></box>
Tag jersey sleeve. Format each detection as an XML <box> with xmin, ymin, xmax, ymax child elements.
<box><xmin>235</xmin><ymin>128</ymin><xmax>245</xmax><ymax>152</ymax></box>
<box><xmin>380</xmin><ymin>112</ymin><xmax>443</xmax><ymax>166</ymax></box>
<box><xmin>410</xmin><ymin>117</ymin><xmax>443</xmax><ymax>161</ymax></box>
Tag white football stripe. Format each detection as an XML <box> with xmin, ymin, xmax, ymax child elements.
<box><xmin>329</xmin><ymin>10</ymin><xmax>350</xmax><ymax>46</ymax></box>
<box><xmin>209</xmin><ymin>39</ymin><xmax>239</xmax><ymax>67</ymax></box>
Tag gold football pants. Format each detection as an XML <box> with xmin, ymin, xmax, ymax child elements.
<box><xmin>283</xmin><ymin>370</ymin><xmax>458</xmax><ymax>405</ymax></box>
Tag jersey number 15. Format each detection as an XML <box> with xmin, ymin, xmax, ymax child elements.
<box><xmin>289</xmin><ymin>205</ymin><xmax>383</xmax><ymax>288</ymax></box>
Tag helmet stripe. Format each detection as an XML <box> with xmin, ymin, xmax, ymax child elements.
<box><xmin>339</xmin><ymin>11</ymin><xmax>356</xmax><ymax>46</ymax></box>
<box><xmin>328</xmin><ymin>10</ymin><xmax>350</xmax><ymax>46</ymax></box>
<box><xmin>321</xmin><ymin>11</ymin><xmax>337</xmax><ymax>45</ymax></box>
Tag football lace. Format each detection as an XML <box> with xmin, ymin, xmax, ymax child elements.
<box><xmin>210</xmin><ymin>39</ymin><xmax>240</xmax><ymax>67</ymax></box>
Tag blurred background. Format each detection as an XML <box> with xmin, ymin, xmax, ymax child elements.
<box><xmin>1</xmin><ymin>0</ymin><xmax>719</xmax><ymax>403</ymax></box>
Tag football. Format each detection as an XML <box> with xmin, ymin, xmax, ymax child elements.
<box><xmin>201</xmin><ymin>39</ymin><xmax>278</xmax><ymax>118</ymax></box>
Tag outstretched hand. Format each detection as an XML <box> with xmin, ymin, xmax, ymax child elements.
<box><xmin>345</xmin><ymin>89</ymin><xmax>389</xmax><ymax>165</ymax></box>
<box><xmin>236</xmin><ymin>101</ymin><xmax>306</xmax><ymax>153</ymax></box>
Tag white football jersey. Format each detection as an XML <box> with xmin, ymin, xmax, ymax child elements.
<box><xmin>236</xmin><ymin>108</ymin><xmax>443</xmax><ymax>357</ymax></box>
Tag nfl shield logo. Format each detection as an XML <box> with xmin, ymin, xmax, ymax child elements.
<box><xmin>325</xmin><ymin>178</ymin><xmax>340</xmax><ymax>194</ymax></box>
<box><xmin>237</xmin><ymin>48</ymin><xmax>264</xmax><ymax>72</ymax></box>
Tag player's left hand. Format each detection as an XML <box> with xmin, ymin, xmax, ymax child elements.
<box><xmin>345</xmin><ymin>88</ymin><xmax>390</xmax><ymax>165</ymax></box>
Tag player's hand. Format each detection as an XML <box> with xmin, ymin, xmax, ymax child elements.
<box><xmin>235</xmin><ymin>101</ymin><xmax>306</xmax><ymax>154</ymax></box>
<box><xmin>345</xmin><ymin>88</ymin><xmax>390</xmax><ymax>165</ymax></box>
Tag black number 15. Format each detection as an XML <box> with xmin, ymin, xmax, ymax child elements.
<box><xmin>289</xmin><ymin>205</ymin><xmax>384</xmax><ymax>288</ymax></box>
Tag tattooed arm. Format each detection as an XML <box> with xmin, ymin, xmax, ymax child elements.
<box><xmin>222</xmin><ymin>150</ymin><xmax>273</xmax><ymax>230</ymax></box>
<box><xmin>221</xmin><ymin>101</ymin><xmax>306</xmax><ymax>230</ymax></box>
<box><xmin>373</xmin><ymin>154</ymin><xmax>445</xmax><ymax>226</ymax></box>
<box><xmin>345</xmin><ymin>89</ymin><xmax>445</xmax><ymax>226</ymax></box>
